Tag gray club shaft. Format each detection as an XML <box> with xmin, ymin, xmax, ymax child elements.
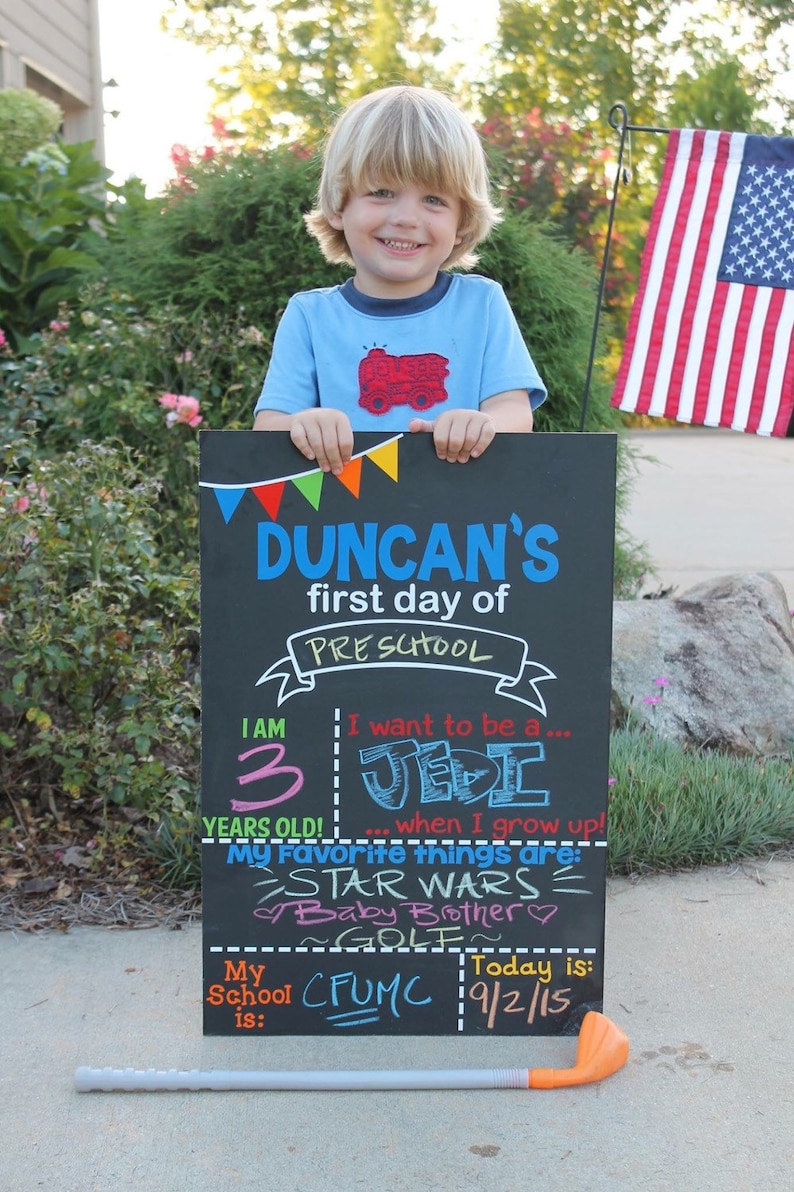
<box><xmin>75</xmin><ymin>1066</ymin><xmax>530</xmax><ymax>1092</ymax></box>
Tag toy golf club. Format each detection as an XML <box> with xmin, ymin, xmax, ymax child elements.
<box><xmin>75</xmin><ymin>1010</ymin><xmax>628</xmax><ymax>1092</ymax></box>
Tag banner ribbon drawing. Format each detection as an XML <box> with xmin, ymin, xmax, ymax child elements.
<box><xmin>255</xmin><ymin>619</ymin><xmax>556</xmax><ymax>713</ymax></box>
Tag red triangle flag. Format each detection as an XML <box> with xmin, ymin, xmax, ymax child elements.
<box><xmin>253</xmin><ymin>481</ymin><xmax>286</xmax><ymax>520</ymax></box>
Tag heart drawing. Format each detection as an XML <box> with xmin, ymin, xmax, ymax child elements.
<box><xmin>527</xmin><ymin>904</ymin><xmax>558</xmax><ymax>925</ymax></box>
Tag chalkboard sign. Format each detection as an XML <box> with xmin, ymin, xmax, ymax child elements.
<box><xmin>200</xmin><ymin>431</ymin><xmax>616</xmax><ymax>1036</ymax></box>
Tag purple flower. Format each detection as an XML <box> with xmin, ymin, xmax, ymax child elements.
<box><xmin>643</xmin><ymin>695</ymin><xmax>662</xmax><ymax>705</ymax></box>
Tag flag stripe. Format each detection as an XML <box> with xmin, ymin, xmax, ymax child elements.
<box><xmin>770</xmin><ymin>308</ymin><xmax>794</xmax><ymax>436</ymax></box>
<box><xmin>749</xmin><ymin>290</ymin><xmax>794</xmax><ymax>435</ymax></box>
<box><xmin>745</xmin><ymin>288</ymin><xmax>780</xmax><ymax>432</ymax></box>
<box><xmin>674</xmin><ymin>134</ymin><xmax>743</xmax><ymax>424</ymax></box>
<box><xmin>642</xmin><ymin>131</ymin><xmax>701</xmax><ymax>415</ymax></box>
<box><xmin>649</xmin><ymin>131</ymin><xmax>735</xmax><ymax>419</ymax></box>
<box><xmin>716</xmin><ymin>285</ymin><xmax>756</xmax><ymax>429</ymax></box>
<box><xmin>612</xmin><ymin>127</ymin><xmax>794</xmax><ymax>437</ymax></box>
<box><xmin>704</xmin><ymin>280</ymin><xmax>753</xmax><ymax>427</ymax></box>
<box><xmin>612</xmin><ymin>129</ymin><xmax>683</xmax><ymax>414</ymax></box>
<box><xmin>665</xmin><ymin>135</ymin><xmax>732</xmax><ymax>420</ymax></box>
<box><xmin>727</xmin><ymin>286</ymin><xmax>772</xmax><ymax>431</ymax></box>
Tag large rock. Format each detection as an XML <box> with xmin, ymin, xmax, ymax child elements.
<box><xmin>611</xmin><ymin>572</ymin><xmax>794</xmax><ymax>756</ymax></box>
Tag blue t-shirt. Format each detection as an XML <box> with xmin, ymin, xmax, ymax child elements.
<box><xmin>254</xmin><ymin>273</ymin><xmax>546</xmax><ymax>430</ymax></box>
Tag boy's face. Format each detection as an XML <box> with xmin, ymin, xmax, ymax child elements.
<box><xmin>329</xmin><ymin>183</ymin><xmax>463</xmax><ymax>299</ymax></box>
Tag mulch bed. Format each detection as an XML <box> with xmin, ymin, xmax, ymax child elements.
<box><xmin>1</xmin><ymin>794</ymin><xmax>201</xmax><ymax>932</ymax></box>
<box><xmin>0</xmin><ymin>881</ymin><xmax>201</xmax><ymax>932</ymax></box>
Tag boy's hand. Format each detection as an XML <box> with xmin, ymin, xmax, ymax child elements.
<box><xmin>408</xmin><ymin>409</ymin><xmax>496</xmax><ymax>463</ymax></box>
<box><xmin>255</xmin><ymin>408</ymin><xmax>354</xmax><ymax>474</ymax></box>
<box><xmin>290</xmin><ymin>408</ymin><xmax>354</xmax><ymax>474</ymax></box>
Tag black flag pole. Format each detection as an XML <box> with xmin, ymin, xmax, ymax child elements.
<box><xmin>578</xmin><ymin>103</ymin><xmax>669</xmax><ymax>432</ymax></box>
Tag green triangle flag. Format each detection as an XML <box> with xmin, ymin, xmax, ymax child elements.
<box><xmin>291</xmin><ymin>470</ymin><xmax>324</xmax><ymax>510</ymax></box>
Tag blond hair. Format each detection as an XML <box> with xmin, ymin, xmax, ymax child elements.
<box><xmin>304</xmin><ymin>86</ymin><xmax>500</xmax><ymax>270</ymax></box>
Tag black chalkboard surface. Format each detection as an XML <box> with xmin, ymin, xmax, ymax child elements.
<box><xmin>200</xmin><ymin>431</ymin><xmax>616</xmax><ymax>1035</ymax></box>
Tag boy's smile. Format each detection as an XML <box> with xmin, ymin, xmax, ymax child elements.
<box><xmin>329</xmin><ymin>184</ymin><xmax>463</xmax><ymax>299</ymax></box>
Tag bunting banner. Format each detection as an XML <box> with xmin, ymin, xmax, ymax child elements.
<box><xmin>612</xmin><ymin>129</ymin><xmax>794</xmax><ymax>437</ymax></box>
<box><xmin>199</xmin><ymin>434</ymin><xmax>401</xmax><ymax>524</ymax></box>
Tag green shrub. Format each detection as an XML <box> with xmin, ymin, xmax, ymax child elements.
<box><xmin>0</xmin><ymin>88</ymin><xmax>62</xmax><ymax>164</ymax></box>
<box><xmin>0</xmin><ymin>437</ymin><xmax>200</xmax><ymax>840</ymax></box>
<box><xmin>0</xmin><ymin>140</ymin><xmax>109</xmax><ymax>351</ymax></box>
<box><xmin>0</xmin><ymin>286</ymin><xmax>268</xmax><ymax>558</ymax></box>
<box><xmin>104</xmin><ymin>146</ymin><xmax>343</xmax><ymax>331</ymax></box>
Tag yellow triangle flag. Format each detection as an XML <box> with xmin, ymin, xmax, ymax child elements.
<box><xmin>367</xmin><ymin>439</ymin><xmax>399</xmax><ymax>483</ymax></box>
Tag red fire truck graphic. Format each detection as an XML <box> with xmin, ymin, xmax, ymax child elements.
<box><xmin>358</xmin><ymin>347</ymin><xmax>450</xmax><ymax>415</ymax></box>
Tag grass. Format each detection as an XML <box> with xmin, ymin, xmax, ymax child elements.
<box><xmin>608</xmin><ymin>721</ymin><xmax>794</xmax><ymax>875</ymax></box>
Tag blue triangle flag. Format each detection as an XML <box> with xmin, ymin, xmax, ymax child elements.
<box><xmin>213</xmin><ymin>487</ymin><xmax>247</xmax><ymax>523</ymax></box>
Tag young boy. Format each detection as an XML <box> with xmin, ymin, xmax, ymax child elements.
<box><xmin>253</xmin><ymin>85</ymin><xmax>546</xmax><ymax>472</ymax></box>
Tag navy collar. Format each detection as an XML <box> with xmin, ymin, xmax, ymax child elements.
<box><xmin>339</xmin><ymin>273</ymin><xmax>453</xmax><ymax>316</ymax></box>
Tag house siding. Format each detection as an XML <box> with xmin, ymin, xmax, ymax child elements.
<box><xmin>0</xmin><ymin>0</ymin><xmax>104</xmax><ymax>158</ymax></box>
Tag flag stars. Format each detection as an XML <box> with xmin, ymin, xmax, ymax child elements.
<box><xmin>720</xmin><ymin>155</ymin><xmax>794</xmax><ymax>288</ymax></box>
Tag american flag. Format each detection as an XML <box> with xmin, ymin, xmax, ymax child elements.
<box><xmin>612</xmin><ymin>129</ymin><xmax>794</xmax><ymax>437</ymax></box>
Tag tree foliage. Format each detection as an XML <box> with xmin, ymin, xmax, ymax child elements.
<box><xmin>481</xmin><ymin>110</ymin><xmax>611</xmax><ymax>254</ymax></box>
<box><xmin>484</xmin><ymin>0</ymin><xmax>674</xmax><ymax>126</ymax></box>
<box><xmin>163</xmin><ymin>0</ymin><xmax>445</xmax><ymax>143</ymax></box>
<box><xmin>484</xmin><ymin>0</ymin><xmax>792</xmax><ymax>132</ymax></box>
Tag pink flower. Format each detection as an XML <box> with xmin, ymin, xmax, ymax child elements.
<box><xmin>13</xmin><ymin>495</ymin><xmax>30</xmax><ymax>513</ymax></box>
<box><xmin>643</xmin><ymin>695</ymin><xmax>661</xmax><ymax>705</ymax></box>
<box><xmin>158</xmin><ymin>392</ymin><xmax>202</xmax><ymax>428</ymax></box>
<box><xmin>0</xmin><ymin>327</ymin><xmax>6</xmax><ymax>348</ymax></box>
<box><xmin>175</xmin><ymin>349</ymin><xmax>193</xmax><ymax>363</ymax></box>
<box><xmin>49</xmin><ymin>320</ymin><xmax>69</xmax><ymax>333</ymax></box>
<box><xmin>653</xmin><ymin>676</ymin><xmax>670</xmax><ymax>688</ymax></box>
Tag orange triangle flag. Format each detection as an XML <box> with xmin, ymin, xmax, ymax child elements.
<box><xmin>337</xmin><ymin>457</ymin><xmax>363</xmax><ymax>498</ymax></box>
<box><xmin>253</xmin><ymin>481</ymin><xmax>286</xmax><ymax>520</ymax></box>
<box><xmin>367</xmin><ymin>439</ymin><xmax>399</xmax><ymax>482</ymax></box>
